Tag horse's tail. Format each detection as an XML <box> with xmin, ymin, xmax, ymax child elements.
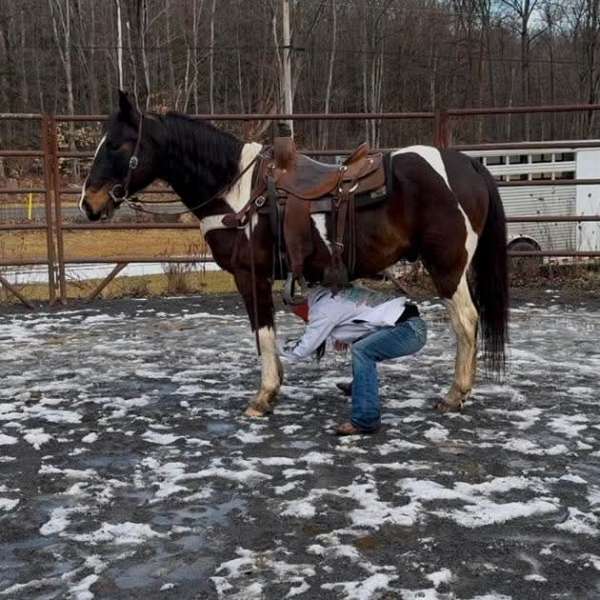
<box><xmin>470</xmin><ymin>158</ymin><xmax>509</xmax><ymax>376</ymax></box>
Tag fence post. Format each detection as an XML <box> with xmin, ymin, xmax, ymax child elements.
<box><xmin>48</xmin><ymin>115</ymin><xmax>67</xmax><ymax>304</ymax></box>
<box><xmin>434</xmin><ymin>109</ymin><xmax>451</xmax><ymax>148</ymax></box>
<box><xmin>41</xmin><ymin>114</ymin><xmax>57</xmax><ymax>305</ymax></box>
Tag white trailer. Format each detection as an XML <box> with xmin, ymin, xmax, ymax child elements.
<box><xmin>465</xmin><ymin>143</ymin><xmax>600</xmax><ymax>254</ymax></box>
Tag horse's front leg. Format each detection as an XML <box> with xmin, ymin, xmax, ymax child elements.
<box><xmin>233</xmin><ymin>269</ymin><xmax>283</xmax><ymax>417</ymax></box>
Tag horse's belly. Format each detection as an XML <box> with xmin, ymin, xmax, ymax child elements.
<box><xmin>355</xmin><ymin>226</ymin><xmax>415</xmax><ymax>276</ymax></box>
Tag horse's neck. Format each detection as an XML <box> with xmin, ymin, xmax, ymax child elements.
<box><xmin>194</xmin><ymin>142</ymin><xmax>263</xmax><ymax>238</ymax></box>
<box><xmin>157</xmin><ymin>118</ymin><xmax>249</xmax><ymax>213</ymax></box>
<box><xmin>219</xmin><ymin>142</ymin><xmax>263</xmax><ymax>214</ymax></box>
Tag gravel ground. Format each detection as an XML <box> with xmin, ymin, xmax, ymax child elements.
<box><xmin>0</xmin><ymin>291</ymin><xmax>599</xmax><ymax>599</ymax></box>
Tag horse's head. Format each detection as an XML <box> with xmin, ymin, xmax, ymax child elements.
<box><xmin>80</xmin><ymin>90</ymin><xmax>159</xmax><ymax>221</ymax></box>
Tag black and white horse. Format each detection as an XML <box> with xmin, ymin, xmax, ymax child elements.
<box><xmin>80</xmin><ymin>92</ymin><xmax>509</xmax><ymax>416</ymax></box>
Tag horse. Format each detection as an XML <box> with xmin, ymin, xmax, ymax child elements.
<box><xmin>80</xmin><ymin>91</ymin><xmax>509</xmax><ymax>417</ymax></box>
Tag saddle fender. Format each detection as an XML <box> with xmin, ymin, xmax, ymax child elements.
<box><xmin>283</xmin><ymin>193</ymin><xmax>314</xmax><ymax>277</ymax></box>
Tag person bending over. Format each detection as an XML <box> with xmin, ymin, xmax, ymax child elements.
<box><xmin>280</xmin><ymin>285</ymin><xmax>427</xmax><ymax>435</ymax></box>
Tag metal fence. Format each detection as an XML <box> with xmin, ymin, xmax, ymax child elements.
<box><xmin>1</xmin><ymin>105</ymin><xmax>600</xmax><ymax>308</ymax></box>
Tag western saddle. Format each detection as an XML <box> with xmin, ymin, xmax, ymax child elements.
<box><xmin>222</xmin><ymin>123</ymin><xmax>387</xmax><ymax>297</ymax></box>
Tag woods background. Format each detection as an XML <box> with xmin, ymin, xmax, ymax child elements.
<box><xmin>1</xmin><ymin>0</ymin><xmax>600</xmax><ymax>152</ymax></box>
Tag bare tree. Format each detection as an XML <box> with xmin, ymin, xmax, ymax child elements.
<box><xmin>1</xmin><ymin>0</ymin><xmax>600</xmax><ymax>153</ymax></box>
<box><xmin>320</xmin><ymin>0</ymin><xmax>338</xmax><ymax>149</ymax></box>
<box><xmin>48</xmin><ymin>0</ymin><xmax>75</xmax><ymax>119</ymax></box>
<box><xmin>500</xmin><ymin>0</ymin><xmax>545</xmax><ymax>139</ymax></box>
<box><xmin>209</xmin><ymin>0</ymin><xmax>217</xmax><ymax>114</ymax></box>
<box><xmin>115</xmin><ymin>0</ymin><xmax>124</xmax><ymax>90</ymax></box>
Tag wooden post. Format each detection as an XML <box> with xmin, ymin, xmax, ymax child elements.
<box><xmin>434</xmin><ymin>109</ymin><xmax>451</xmax><ymax>148</ymax></box>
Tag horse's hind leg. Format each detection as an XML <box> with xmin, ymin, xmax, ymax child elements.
<box><xmin>437</xmin><ymin>275</ymin><xmax>479</xmax><ymax>412</ymax></box>
<box><xmin>233</xmin><ymin>269</ymin><xmax>283</xmax><ymax>417</ymax></box>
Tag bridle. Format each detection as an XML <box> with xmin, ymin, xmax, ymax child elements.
<box><xmin>106</xmin><ymin>110</ymin><xmax>267</xmax><ymax>218</ymax></box>
<box><xmin>108</xmin><ymin>113</ymin><xmax>145</xmax><ymax>207</ymax></box>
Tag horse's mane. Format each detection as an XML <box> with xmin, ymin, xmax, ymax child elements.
<box><xmin>157</xmin><ymin>112</ymin><xmax>244</xmax><ymax>195</ymax></box>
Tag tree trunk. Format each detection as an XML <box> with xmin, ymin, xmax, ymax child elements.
<box><xmin>140</xmin><ymin>0</ymin><xmax>151</xmax><ymax>108</ymax></box>
<box><xmin>115</xmin><ymin>0</ymin><xmax>124</xmax><ymax>89</ymax></box>
<box><xmin>320</xmin><ymin>0</ymin><xmax>337</xmax><ymax>149</ymax></box>
<box><xmin>89</xmin><ymin>0</ymin><xmax>99</xmax><ymax>113</ymax></box>
<box><xmin>361</xmin><ymin>3</ymin><xmax>369</xmax><ymax>144</ymax></box>
<box><xmin>236</xmin><ymin>0</ymin><xmax>245</xmax><ymax>114</ymax></box>
<box><xmin>521</xmin><ymin>26</ymin><xmax>530</xmax><ymax>139</ymax></box>
<box><xmin>125</xmin><ymin>17</ymin><xmax>138</xmax><ymax>104</ymax></box>
<box><xmin>166</xmin><ymin>0</ymin><xmax>176</xmax><ymax>105</ymax></box>
<box><xmin>19</xmin><ymin>6</ymin><xmax>29</xmax><ymax>109</ymax></box>
<box><xmin>209</xmin><ymin>0</ymin><xmax>217</xmax><ymax>114</ymax></box>
<box><xmin>192</xmin><ymin>0</ymin><xmax>204</xmax><ymax>114</ymax></box>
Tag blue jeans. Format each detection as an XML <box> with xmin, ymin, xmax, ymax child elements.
<box><xmin>350</xmin><ymin>317</ymin><xmax>427</xmax><ymax>431</ymax></box>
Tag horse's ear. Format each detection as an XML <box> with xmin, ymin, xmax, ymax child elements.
<box><xmin>118</xmin><ymin>90</ymin><xmax>140</xmax><ymax>127</ymax></box>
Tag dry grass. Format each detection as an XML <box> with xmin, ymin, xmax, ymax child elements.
<box><xmin>1</xmin><ymin>229</ymin><xmax>208</xmax><ymax>262</ymax></box>
<box><xmin>0</xmin><ymin>227</ymin><xmax>237</xmax><ymax>305</ymax></box>
<box><xmin>0</xmin><ymin>270</ymin><xmax>237</xmax><ymax>305</ymax></box>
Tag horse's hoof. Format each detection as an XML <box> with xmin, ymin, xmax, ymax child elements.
<box><xmin>244</xmin><ymin>406</ymin><xmax>267</xmax><ymax>418</ymax></box>
<box><xmin>434</xmin><ymin>400</ymin><xmax>464</xmax><ymax>413</ymax></box>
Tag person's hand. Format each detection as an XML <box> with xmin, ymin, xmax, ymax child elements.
<box><xmin>283</xmin><ymin>338</ymin><xmax>300</xmax><ymax>352</ymax></box>
<box><xmin>334</xmin><ymin>341</ymin><xmax>349</xmax><ymax>352</ymax></box>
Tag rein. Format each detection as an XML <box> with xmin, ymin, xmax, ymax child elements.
<box><xmin>122</xmin><ymin>133</ymin><xmax>267</xmax><ymax>218</ymax></box>
<box><xmin>107</xmin><ymin>109</ymin><xmax>266</xmax><ymax>219</ymax></box>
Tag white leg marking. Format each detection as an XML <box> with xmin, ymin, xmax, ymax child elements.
<box><xmin>79</xmin><ymin>134</ymin><xmax>107</xmax><ymax>213</ymax></box>
<box><xmin>245</xmin><ymin>326</ymin><xmax>282</xmax><ymax>416</ymax></box>
<box><xmin>446</xmin><ymin>275</ymin><xmax>479</xmax><ymax>398</ymax></box>
<box><xmin>257</xmin><ymin>326</ymin><xmax>281</xmax><ymax>393</ymax></box>
<box><xmin>311</xmin><ymin>214</ymin><xmax>332</xmax><ymax>254</ymax></box>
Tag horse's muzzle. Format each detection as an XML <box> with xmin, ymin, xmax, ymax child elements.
<box><xmin>81</xmin><ymin>195</ymin><xmax>116</xmax><ymax>221</ymax></box>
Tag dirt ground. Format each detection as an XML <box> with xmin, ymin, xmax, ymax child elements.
<box><xmin>0</xmin><ymin>291</ymin><xmax>599</xmax><ymax>599</ymax></box>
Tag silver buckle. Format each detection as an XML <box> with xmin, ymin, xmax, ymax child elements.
<box><xmin>109</xmin><ymin>184</ymin><xmax>127</xmax><ymax>206</ymax></box>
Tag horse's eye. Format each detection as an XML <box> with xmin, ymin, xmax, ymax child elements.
<box><xmin>106</xmin><ymin>140</ymin><xmax>120</xmax><ymax>152</ymax></box>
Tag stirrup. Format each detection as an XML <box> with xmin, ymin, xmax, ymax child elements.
<box><xmin>282</xmin><ymin>273</ymin><xmax>308</xmax><ymax>305</ymax></box>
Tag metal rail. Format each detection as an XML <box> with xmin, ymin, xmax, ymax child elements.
<box><xmin>2</xmin><ymin>105</ymin><xmax>600</xmax><ymax>307</ymax></box>
<box><xmin>0</xmin><ymin>256</ymin><xmax>213</xmax><ymax>266</ymax></box>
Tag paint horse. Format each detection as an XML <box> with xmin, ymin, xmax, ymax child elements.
<box><xmin>80</xmin><ymin>92</ymin><xmax>509</xmax><ymax>416</ymax></box>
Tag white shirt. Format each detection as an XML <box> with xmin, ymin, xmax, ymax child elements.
<box><xmin>280</xmin><ymin>286</ymin><xmax>408</xmax><ymax>362</ymax></box>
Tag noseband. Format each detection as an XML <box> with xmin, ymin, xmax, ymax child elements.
<box><xmin>109</xmin><ymin>113</ymin><xmax>144</xmax><ymax>207</ymax></box>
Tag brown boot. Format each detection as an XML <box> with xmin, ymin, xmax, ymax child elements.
<box><xmin>335</xmin><ymin>421</ymin><xmax>380</xmax><ymax>436</ymax></box>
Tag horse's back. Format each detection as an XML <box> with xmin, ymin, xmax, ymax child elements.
<box><xmin>390</xmin><ymin>146</ymin><xmax>489</xmax><ymax>235</ymax></box>
<box><xmin>440</xmin><ymin>149</ymin><xmax>489</xmax><ymax>233</ymax></box>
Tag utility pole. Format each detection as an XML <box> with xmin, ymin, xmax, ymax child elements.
<box><xmin>281</xmin><ymin>0</ymin><xmax>294</xmax><ymax>136</ymax></box>
<box><xmin>115</xmin><ymin>0</ymin><xmax>124</xmax><ymax>89</ymax></box>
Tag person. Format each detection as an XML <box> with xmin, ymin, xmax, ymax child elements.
<box><xmin>280</xmin><ymin>285</ymin><xmax>427</xmax><ymax>435</ymax></box>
